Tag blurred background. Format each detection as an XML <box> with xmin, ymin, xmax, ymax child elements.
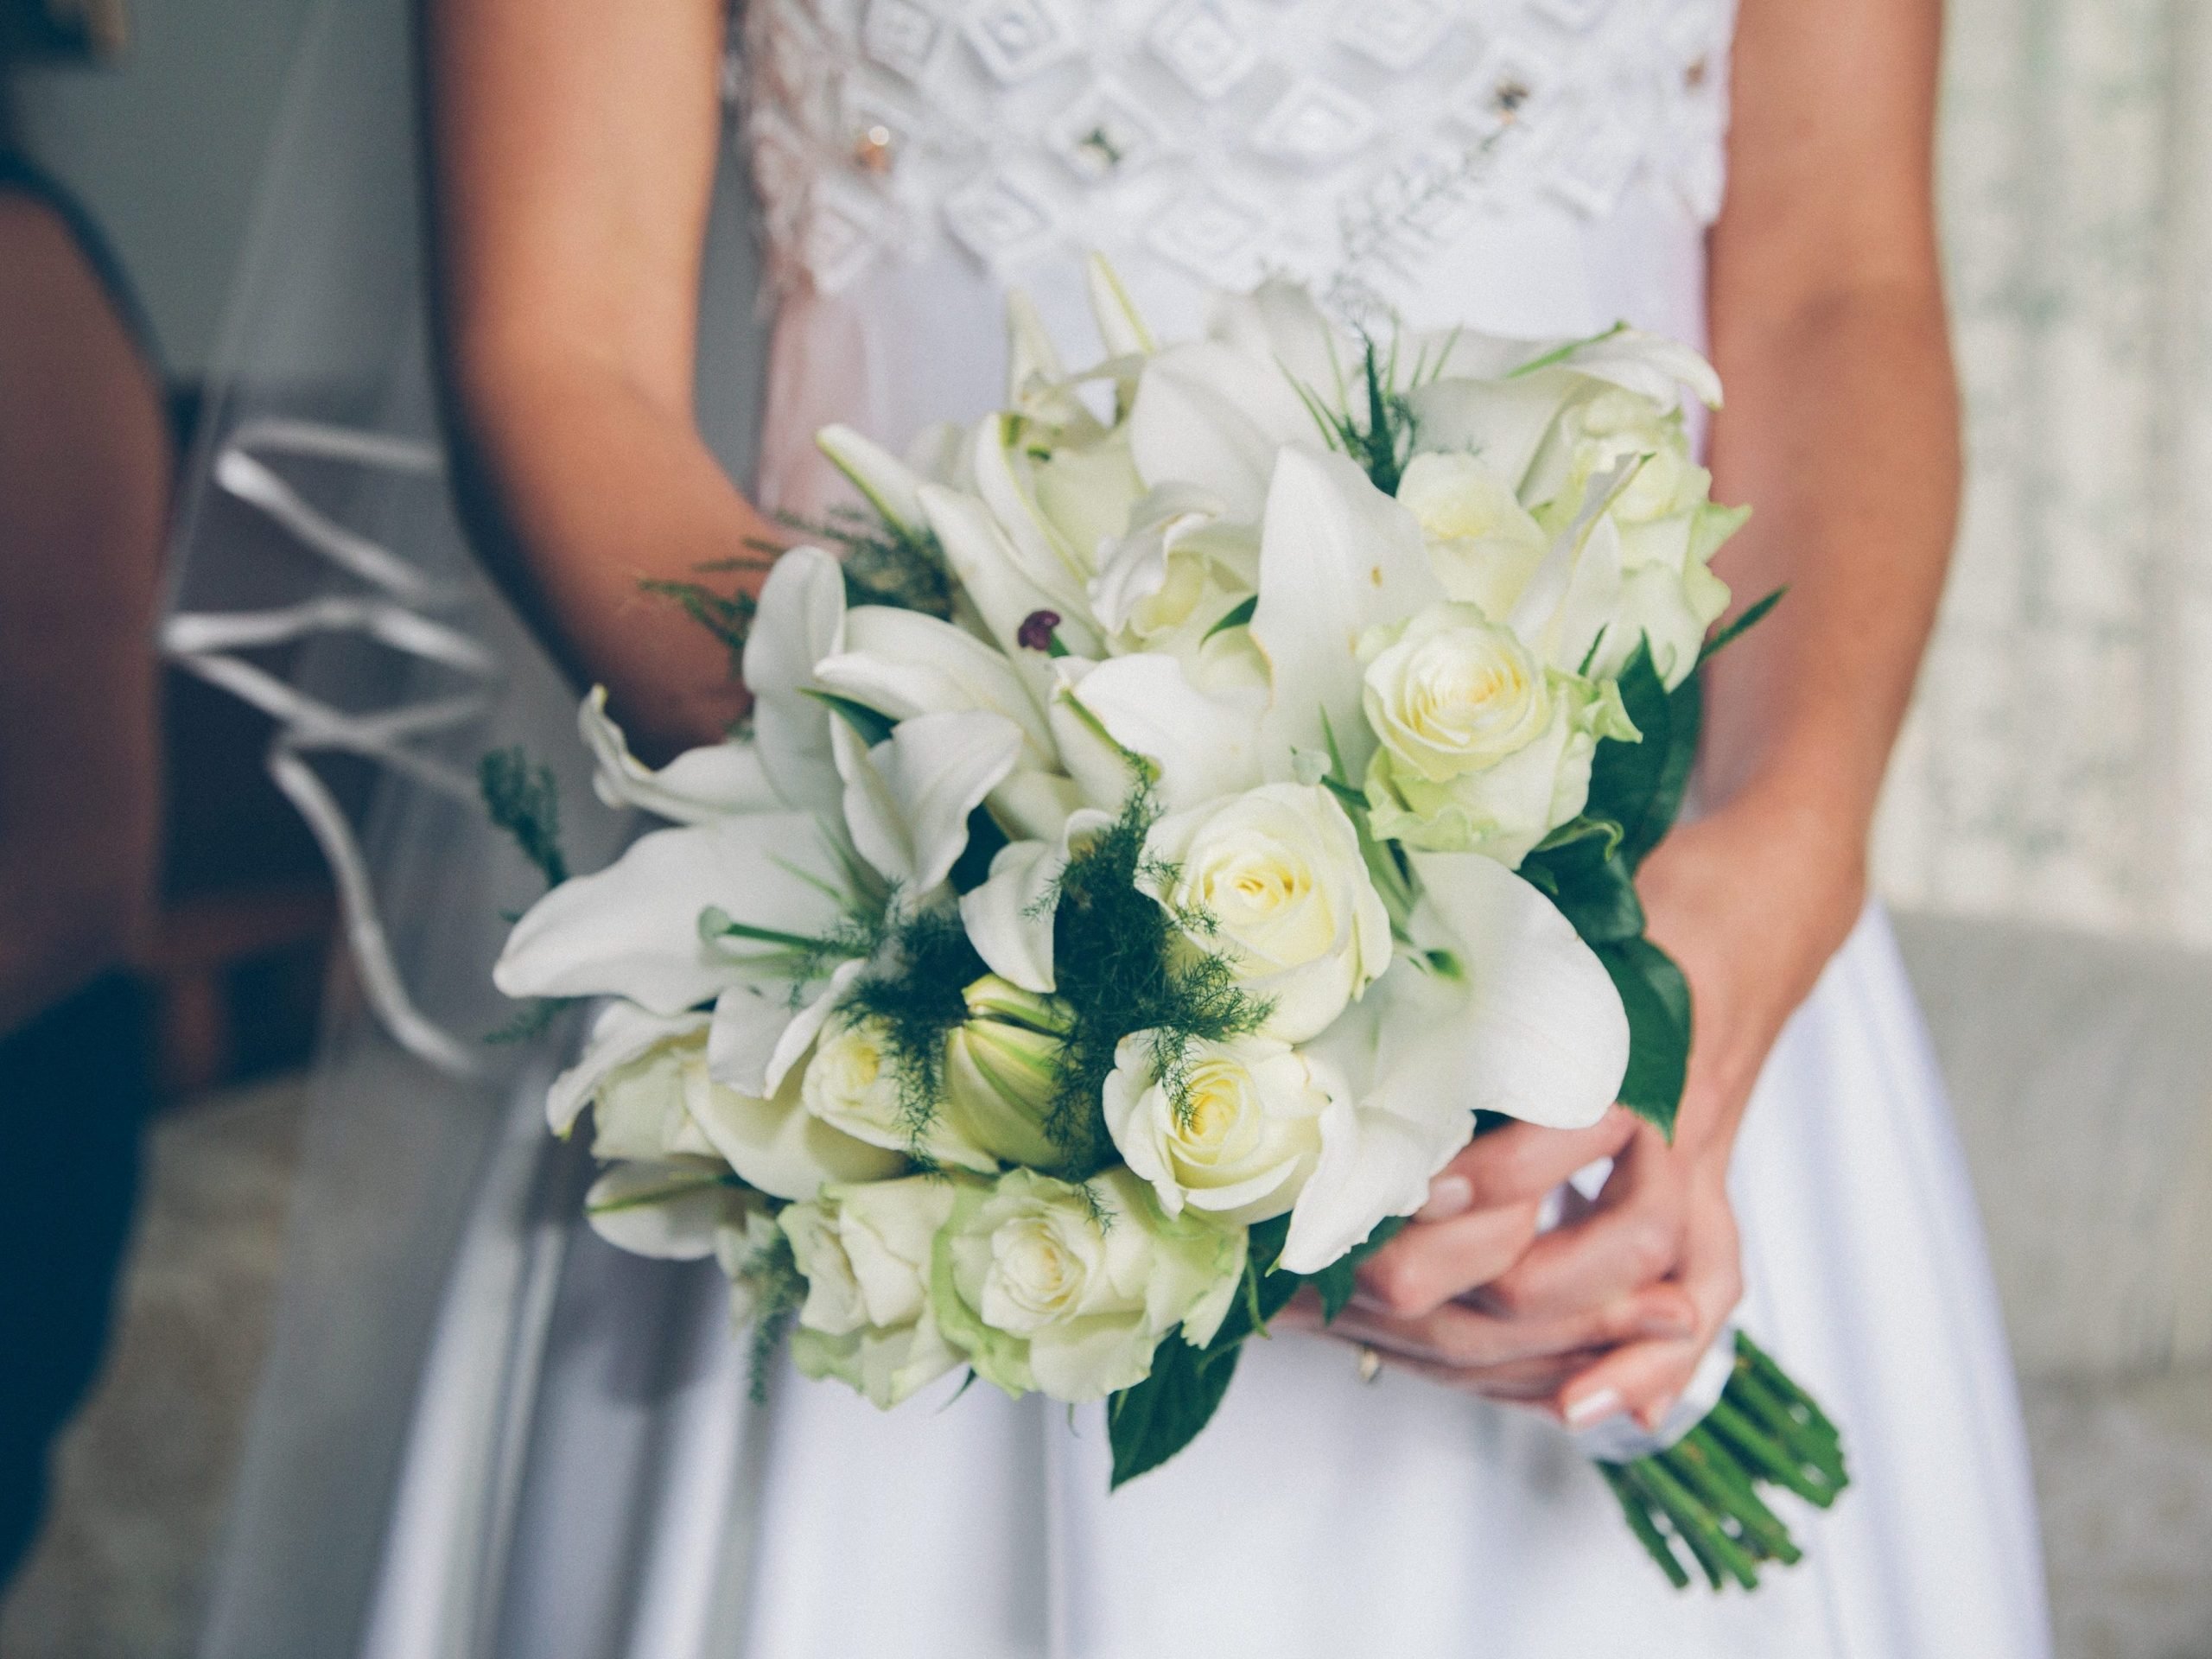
<box><xmin>2</xmin><ymin>0</ymin><xmax>2210</xmax><ymax>1655</ymax></box>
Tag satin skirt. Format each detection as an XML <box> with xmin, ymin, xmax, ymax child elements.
<box><xmin>353</xmin><ymin>906</ymin><xmax>2050</xmax><ymax>1659</ymax></box>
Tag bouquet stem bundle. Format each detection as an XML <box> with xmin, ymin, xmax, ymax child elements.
<box><xmin>1602</xmin><ymin>1333</ymin><xmax>1848</xmax><ymax>1591</ymax></box>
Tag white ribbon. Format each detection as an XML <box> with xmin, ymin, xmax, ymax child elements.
<box><xmin>164</xmin><ymin>421</ymin><xmax>499</xmax><ymax>1077</ymax></box>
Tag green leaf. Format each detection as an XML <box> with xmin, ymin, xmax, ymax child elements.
<box><xmin>1108</xmin><ymin>1334</ymin><xmax>1243</xmax><ymax>1488</ymax></box>
<box><xmin>1308</xmin><ymin>1214</ymin><xmax>1407</xmax><ymax>1322</ymax></box>
<box><xmin>1203</xmin><ymin>594</ymin><xmax>1259</xmax><ymax>640</ymax></box>
<box><xmin>1522</xmin><ymin>835</ymin><xmax>1645</xmax><ymax>944</ymax></box>
<box><xmin>1595</xmin><ymin>936</ymin><xmax>1692</xmax><ymax>1137</ymax></box>
<box><xmin>1698</xmin><ymin>586</ymin><xmax>1786</xmax><ymax>667</ymax></box>
<box><xmin>801</xmin><ymin>688</ymin><xmax>898</xmax><ymax>747</ymax></box>
<box><xmin>1584</xmin><ymin>639</ymin><xmax>1702</xmax><ymax>868</ymax></box>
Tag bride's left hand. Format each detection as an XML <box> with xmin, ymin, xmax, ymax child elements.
<box><xmin>1303</xmin><ymin>794</ymin><xmax>1866</xmax><ymax>1429</ymax></box>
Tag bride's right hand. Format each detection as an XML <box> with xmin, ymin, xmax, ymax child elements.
<box><xmin>1279</xmin><ymin>1109</ymin><xmax>1699</xmax><ymax>1403</ymax></box>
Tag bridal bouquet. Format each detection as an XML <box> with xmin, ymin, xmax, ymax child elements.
<box><xmin>486</xmin><ymin>260</ymin><xmax>1847</xmax><ymax>1591</ymax></box>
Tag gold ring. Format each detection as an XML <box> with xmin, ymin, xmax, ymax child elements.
<box><xmin>1356</xmin><ymin>1344</ymin><xmax>1383</xmax><ymax>1385</ymax></box>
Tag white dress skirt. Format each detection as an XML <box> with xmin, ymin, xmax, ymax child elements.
<box><xmin>308</xmin><ymin>1</ymin><xmax>2053</xmax><ymax>1653</ymax></box>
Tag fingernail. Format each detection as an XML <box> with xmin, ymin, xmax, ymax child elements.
<box><xmin>1637</xmin><ymin>1312</ymin><xmax>1694</xmax><ymax>1340</ymax></box>
<box><xmin>1637</xmin><ymin>1394</ymin><xmax>1678</xmax><ymax>1431</ymax></box>
<box><xmin>1418</xmin><ymin>1174</ymin><xmax>1473</xmax><ymax>1222</ymax></box>
<box><xmin>1564</xmin><ymin>1387</ymin><xmax>1624</xmax><ymax>1429</ymax></box>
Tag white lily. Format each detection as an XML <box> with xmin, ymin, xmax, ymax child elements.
<box><xmin>582</xmin><ymin>1160</ymin><xmax>760</xmax><ymax>1262</ymax></box>
<box><xmin>816</xmin><ymin>423</ymin><xmax>934</xmax><ymax>545</ymax></box>
<box><xmin>1249</xmin><ymin>445</ymin><xmax>1444</xmax><ymax>785</ymax></box>
<box><xmin>741</xmin><ymin>545</ymin><xmax>847</xmax><ymax>815</ymax></box>
<box><xmin>957</xmin><ymin>807</ymin><xmax>1112</xmax><ymax>994</ymax></box>
<box><xmin>920</xmin><ymin>482</ymin><xmax>1106</xmax><ymax>668</ymax></box>
<box><xmin>1280</xmin><ymin>851</ymin><xmax>1626</xmax><ymax>1273</ymax></box>
<box><xmin>830</xmin><ymin>708</ymin><xmax>1026</xmax><ymax>898</ymax></box>
<box><xmin>1061</xmin><ymin>652</ymin><xmax>1265</xmax><ymax>811</ymax></box>
<box><xmin>578</xmin><ymin>686</ymin><xmax>778</xmax><ymax>823</ymax></box>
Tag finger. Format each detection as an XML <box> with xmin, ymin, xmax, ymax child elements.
<box><xmin>1422</xmin><ymin>1107</ymin><xmax>1638</xmax><ymax>1217</ymax></box>
<box><xmin>1360</xmin><ymin>1346</ymin><xmax>1611</xmax><ymax>1402</ymax></box>
<box><xmin>1351</xmin><ymin>1201</ymin><xmax>1541</xmax><ymax>1319</ymax></box>
<box><xmin>1557</xmin><ymin>1179</ymin><xmax>1744</xmax><ymax>1430</ymax></box>
<box><xmin>1329</xmin><ymin>1283</ymin><xmax>1694</xmax><ymax>1372</ymax></box>
<box><xmin>1471</xmin><ymin>1126</ymin><xmax>1688</xmax><ymax>1319</ymax></box>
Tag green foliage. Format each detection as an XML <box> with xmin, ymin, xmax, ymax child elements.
<box><xmin>480</xmin><ymin>746</ymin><xmax>568</xmax><ymax>889</ymax></box>
<box><xmin>1698</xmin><ymin>586</ymin><xmax>1786</xmax><ymax>668</ymax></box>
<box><xmin>779</xmin><ymin>506</ymin><xmax>957</xmax><ymax>620</ymax></box>
<box><xmin>1306</xmin><ymin>1215</ymin><xmax>1407</xmax><ymax>1322</ymax></box>
<box><xmin>639</xmin><ymin>555</ymin><xmax>772</xmax><ymax>680</ymax></box>
<box><xmin>1041</xmin><ymin>790</ymin><xmax>1274</xmax><ymax>1175</ymax></box>
<box><xmin>1288</xmin><ymin>330</ymin><xmax>1442</xmax><ymax>499</ymax></box>
<box><xmin>484</xmin><ymin>997</ymin><xmax>569</xmax><ymax>1047</ymax></box>
<box><xmin>837</xmin><ymin>907</ymin><xmax>989</xmax><ymax>1151</ymax></box>
<box><xmin>1106</xmin><ymin>1207</ymin><xmax>1416</xmax><ymax>1486</ymax></box>
<box><xmin>1602</xmin><ymin>1330</ymin><xmax>1849</xmax><ymax>1593</ymax></box>
<box><xmin>739</xmin><ymin>1224</ymin><xmax>807</xmax><ymax>1406</ymax></box>
<box><xmin>1581</xmin><ymin>639</ymin><xmax>1699</xmax><ymax>870</ymax></box>
<box><xmin>1594</xmin><ymin>937</ymin><xmax>1692</xmax><ymax>1138</ymax></box>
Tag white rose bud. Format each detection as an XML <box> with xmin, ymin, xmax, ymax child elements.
<box><xmin>1531</xmin><ymin>389</ymin><xmax>1741</xmax><ymax>690</ymax></box>
<box><xmin>1360</xmin><ymin>602</ymin><xmax>1637</xmax><ymax>867</ymax></box>
<box><xmin>1103</xmin><ymin>1032</ymin><xmax>1333</xmax><ymax>1224</ymax></box>
<box><xmin>561</xmin><ymin>1002</ymin><xmax>900</xmax><ymax>1205</ymax></box>
<box><xmin>780</xmin><ymin>1175</ymin><xmax>966</xmax><ymax>1409</ymax></box>
<box><xmin>1395</xmin><ymin>451</ymin><xmax>1549</xmax><ymax>623</ymax></box>
<box><xmin>1141</xmin><ymin>784</ymin><xmax>1392</xmax><ymax>1042</ymax></box>
<box><xmin>931</xmin><ymin>1166</ymin><xmax>1245</xmax><ymax>1402</ymax></box>
<box><xmin>800</xmin><ymin>1014</ymin><xmax>1002</xmax><ymax>1176</ymax></box>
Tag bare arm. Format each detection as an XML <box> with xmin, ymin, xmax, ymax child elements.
<box><xmin>1334</xmin><ymin>0</ymin><xmax>1959</xmax><ymax>1426</ymax></box>
<box><xmin>426</xmin><ymin>0</ymin><xmax>773</xmax><ymax>758</ymax></box>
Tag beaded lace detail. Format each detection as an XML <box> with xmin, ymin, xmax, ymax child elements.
<box><xmin>737</xmin><ymin>0</ymin><xmax>1735</xmax><ymax>305</ymax></box>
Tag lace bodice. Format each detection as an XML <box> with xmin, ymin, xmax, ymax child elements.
<box><xmin>737</xmin><ymin>0</ymin><xmax>1735</xmax><ymax>310</ymax></box>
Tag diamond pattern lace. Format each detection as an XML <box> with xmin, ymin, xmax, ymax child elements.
<box><xmin>736</xmin><ymin>0</ymin><xmax>1735</xmax><ymax>306</ymax></box>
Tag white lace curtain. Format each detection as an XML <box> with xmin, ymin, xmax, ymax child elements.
<box><xmin>1874</xmin><ymin>0</ymin><xmax>2212</xmax><ymax>945</ymax></box>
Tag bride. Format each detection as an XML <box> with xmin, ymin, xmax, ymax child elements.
<box><xmin>184</xmin><ymin>0</ymin><xmax>2050</xmax><ymax>1652</ymax></box>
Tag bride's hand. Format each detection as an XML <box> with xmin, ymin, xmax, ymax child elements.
<box><xmin>1305</xmin><ymin>793</ymin><xmax>1866</xmax><ymax>1426</ymax></box>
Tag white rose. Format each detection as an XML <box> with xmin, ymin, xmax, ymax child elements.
<box><xmin>1103</xmin><ymin>1032</ymin><xmax>1333</xmax><ymax>1224</ymax></box>
<box><xmin>801</xmin><ymin>1014</ymin><xmax>1000</xmax><ymax>1175</ymax></box>
<box><xmin>931</xmin><ymin>1166</ymin><xmax>1245</xmax><ymax>1402</ymax></box>
<box><xmin>1395</xmin><ymin>451</ymin><xmax>1549</xmax><ymax>623</ymax></box>
<box><xmin>1360</xmin><ymin>603</ymin><xmax>1637</xmax><ymax>867</ymax></box>
<box><xmin>780</xmin><ymin>1175</ymin><xmax>965</xmax><ymax>1408</ymax></box>
<box><xmin>1088</xmin><ymin>484</ymin><xmax>1266</xmax><ymax>690</ymax></box>
<box><xmin>1141</xmin><ymin>784</ymin><xmax>1392</xmax><ymax>1042</ymax></box>
<box><xmin>556</xmin><ymin>1001</ymin><xmax>901</xmax><ymax>1205</ymax></box>
<box><xmin>1530</xmin><ymin>390</ymin><xmax>1740</xmax><ymax>689</ymax></box>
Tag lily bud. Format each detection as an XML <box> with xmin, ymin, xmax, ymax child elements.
<box><xmin>941</xmin><ymin>975</ymin><xmax>1075</xmax><ymax>1167</ymax></box>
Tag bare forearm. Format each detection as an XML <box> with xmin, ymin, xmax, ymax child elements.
<box><xmin>448</xmin><ymin>351</ymin><xmax>772</xmax><ymax>753</ymax></box>
<box><xmin>1701</xmin><ymin>276</ymin><xmax>1959</xmax><ymax>893</ymax></box>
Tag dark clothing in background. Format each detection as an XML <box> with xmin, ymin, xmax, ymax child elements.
<box><xmin>0</xmin><ymin>976</ymin><xmax>154</xmax><ymax>1581</ymax></box>
<box><xmin>0</xmin><ymin>149</ymin><xmax>165</xmax><ymax>1590</ymax></box>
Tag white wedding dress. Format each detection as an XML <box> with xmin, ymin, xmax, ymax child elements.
<box><xmin>207</xmin><ymin>2</ymin><xmax>2053</xmax><ymax>1655</ymax></box>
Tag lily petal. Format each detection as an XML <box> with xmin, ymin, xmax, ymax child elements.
<box><xmin>708</xmin><ymin>958</ymin><xmax>867</xmax><ymax>1099</ymax></box>
<box><xmin>741</xmin><ymin>547</ymin><xmax>847</xmax><ymax>814</ymax></box>
<box><xmin>685</xmin><ymin>1061</ymin><xmax>906</xmax><ymax>1203</ymax></box>
<box><xmin>1250</xmin><ymin>445</ymin><xmax>1442</xmax><ymax>782</ymax></box>
<box><xmin>957</xmin><ymin>808</ymin><xmax>1110</xmax><ymax>994</ymax></box>
<box><xmin>920</xmin><ymin>483</ymin><xmax>1104</xmax><ymax>665</ymax></box>
<box><xmin>1128</xmin><ymin>339</ymin><xmax>1313</xmax><ymax>521</ymax></box>
<box><xmin>817</xmin><ymin>423</ymin><xmax>931</xmax><ymax>543</ymax></box>
<box><xmin>493</xmin><ymin>812</ymin><xmax>854</xmax><ymax>1014</ymax></box>
<box><xmin>546</xmin><ymin>1000</ymin><xmax>710</xmax><ymax>1138</ymax></box>
<box><xmin>583</xmin><ymin>1160</ymin><xmax>748</xmax><ymax>1261</ymax></box>
<box><xmin>1065</xmin><ymin>652</ymin><xmax>1265</xmax><ymax>810</ymax></box>
<box><xmin>1404</xmin><ymin>849</ymin><xmax>1628</xmax><ymax>1128</ymax></box>
<box><xmin>816</xmin><ymin>605</ymin><xmax>1055</xmax><ymax>762</ymax></box>
<box><xmin>578</xmin><ymin>687</ymin><xmax>780</xmax><ymax>822</ymax></box>
<box><xmin>837</xmin><ymin>709</ymin><xmax>1026</xmax><ymax>895</ymax></box>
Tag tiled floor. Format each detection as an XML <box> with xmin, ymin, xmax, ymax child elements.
<box><xmin>0</xmin><ymin>1075</ymin><xmax>303</xmax><ymax>1659</ymax></box>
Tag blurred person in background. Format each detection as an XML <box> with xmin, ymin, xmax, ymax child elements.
<box><xmin>0</xmin><ymin>3</ymin><xmax>171</xmax><ymax>1588</ymax></box>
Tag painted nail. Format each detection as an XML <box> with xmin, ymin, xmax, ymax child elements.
<box><xmin>1564</xmin><ymin>1387</ymin><xmax>1624</xmax><ymax>1428</ymax></box>
<box><xmin>1418</xmin><ymin>1173</ymin><xmax>1473</xmax><ymax>1222</ymax></box>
